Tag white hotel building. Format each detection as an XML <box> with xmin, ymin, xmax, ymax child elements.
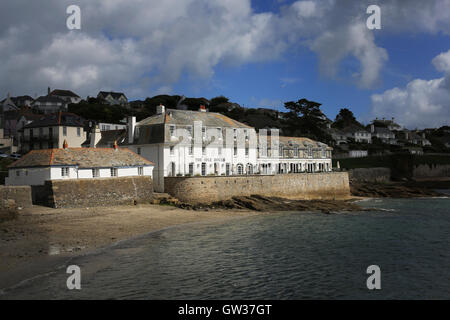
<box><xmin>126</xmin><ymin>105</ymin><xmax>332</xmax><ymax>192</ymax></box>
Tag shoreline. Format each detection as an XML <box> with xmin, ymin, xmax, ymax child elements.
<box><xmin>1</xmin><ymin>187</ymin><xmax>447</xmax><ymax>292</ymax></box>
<box><xmin>0</xmin><ymin>204</ymin><xmax>262</xmax><ymax>291</ymax></box>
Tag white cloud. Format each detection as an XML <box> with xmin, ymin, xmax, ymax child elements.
<box><xmin>370</xmin><ymin>50</ymin><xmax>450</xmax><ymax>129</ymax></box>
<box><xmin>1</xmin><ymin>0</ymin><xmax>450</xmax><ymax>99</ymax></box>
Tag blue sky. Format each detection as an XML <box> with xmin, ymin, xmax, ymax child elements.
<box><xmin>171</xmin><ymin>21</ymin><xmax>450</xmax><ymax>126</ymax></box>
<box><xmin>1</xmin><ymin>0</ymin><xmax>450</xmax><ymax>128</ymax></box>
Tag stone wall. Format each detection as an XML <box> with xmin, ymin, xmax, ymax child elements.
<box><xmin>413</xmin><ymin>164</ymin><xmax>450</xmax><ymax>178</ymax></box>
<box><xmin>0</xmin><ymin>185</ymin><xmax>33</xmax><ymax>208</ymax></box>
<box><xmin>348</xmin><ymin>167</ymin><xmax>391</xmax><ymax>183</ymax></box>
<box><xmin>165</xmin><ymin>172</ymin><xmax>350</xmax><ymax>204</ymax></box>
<box><xmin>45</xmin><ymin>176</ymin><xmax>153</xmax><ymax>208</ymax></box>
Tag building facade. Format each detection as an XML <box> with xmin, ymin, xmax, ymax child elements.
<box><xmin>125</xmin><ymin>106</ymin><xmax>333</xmax><ymax>192</ymax></box>
<box><xmin>6</xmin><ymin>144</ymin><xmax>153</xmax><ymax>186</ymax></box>
<box><xmin>19</xmin><ymin>112</ymin><xmax>86</xmax><ymax>153</ymax></box>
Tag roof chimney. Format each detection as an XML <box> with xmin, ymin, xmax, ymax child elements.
<box><xmin>127</xmin><ymin>116</ymin><xmax>136</xmax><ymax>144</ymax></box>
<box><xmin>7</xmin><ymin>92</ymin><xmax>10</xmax><ymax>99</ymax></box>
<box><xmin>63</xmin><ymin>139</ymin><xmax>68</xmax><ymax>149</ymax></box>
<box><xmin>48</xmin><ymin>87</ymin><xmax>51</xmax><ymax>95</ymax></box>
<box><xmin>199</xmin><ymin>105</ymin><xmax>206</xmax><ymax>112</ymax></box>
<box><xmin>156</xmin><ymin>104</ymin><xmax>165</xmax><ymax>114</ymax></box>
<box><xmin>90</xmin><ymin>125</ymin><xmax>101</xmax><ymax>148</ymax></box>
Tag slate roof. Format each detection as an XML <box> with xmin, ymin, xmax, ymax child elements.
<box><xmin>9</xmin><ymin>147</ymin><xmax>153</xmax><ymax>169</ymax></box>
<box><xmin>23</xmin><ymin>112</ymin><xmax>84</xmax><ymax>129</ymax></box>
<box><xmin>138</xmin><ymin>109</ymin><xmax>251</xmax><ymax>128</ymax></box>
<box><xmin>98</xmin><ymin>91</ymin><xmax>127</xmax><ymax>100</ymax></box>
<box><xmin>82</xmin><ymin>129</ymin><xmax>127</xmax><ymax>147</ymax></box>
<box><xmin>263</xmin><ymin>136</ymin><xmax>332</xmax><ymax>150</ymax></box>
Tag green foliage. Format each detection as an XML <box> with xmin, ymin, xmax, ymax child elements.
<box><xmin>283</xmin><ymin>98</ymin><xmax>332</xmax><ymax>144</ymax></box>
<box><xmin>333</xmin><ymin>108</ymin><xmax>362</xmax><ymax>129</ymax></box>
<box><xmin>210</xmin><ymin>96</ymin><xmax>229</xmax><ymax>107</ymax></box>
<box><xmin>69</xmin><ymin>102</ymin><xmax>131</xmax><ymax>123</ymax></box>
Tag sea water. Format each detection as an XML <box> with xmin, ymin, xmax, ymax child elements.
<box><xmin>1</xmin><ymin>198</ymin><xmax>449</xmax><ymax>299</ymax></box>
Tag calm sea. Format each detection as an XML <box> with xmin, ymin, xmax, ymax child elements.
<box><xmin>1</xmin><ymin>197</ymin><xmax>449</xmax><ymax>299</ymax></box>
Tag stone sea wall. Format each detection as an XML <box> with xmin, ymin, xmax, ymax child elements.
<box><xmin>0</xmin><ymin>185</ymin><xmax>33</xmax><ymax>208</ymax></box>
<box><xmin>348</xmin><ymin>167</ymin><xmax>391</xmax><ymax>183</ymax></box>
<box><xmin>165</xmin><ymin>172</ymin><xmax>350</xmax><ymax>204</ymax></box>
<box><xmin>413</xmin><ymin>164</ymin><xmax>450</xmax><ymax>178</ymax></box>
<box><xmin>42</xmin><ymin>176</ymin><xmax>153</xmax><ymax>208</ymax></box>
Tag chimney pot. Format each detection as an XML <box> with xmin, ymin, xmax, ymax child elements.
<box><xmin>156</xmin><ymin>104</ymin><xmax>165</xmax><ymax>114</ymax></box>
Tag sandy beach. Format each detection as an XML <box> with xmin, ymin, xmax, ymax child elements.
<box><xmin>0</xmin><ymin>204</ymin><xmax>260</xmax><ymax>290</ymax></box>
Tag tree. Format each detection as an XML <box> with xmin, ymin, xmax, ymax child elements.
<box><xmin>283</xmin><ymin>98</ymin><xmax>332</xmax><ymax>143</ymax></box>
<box><xmin>333</xmin><ymin>108</ymin><xmax>362</xmax><ymax>129</ymax></box>
<box><xmin>210</xmin><ymin>96</ymin><xmax>229</xmax><ymax>107</ymax></box>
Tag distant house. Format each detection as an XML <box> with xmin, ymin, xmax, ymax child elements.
<box><xmin>341</xmin><ymin>125</ymin><xmax>372</xmax><ymax>144</ymax></box>
<box><xmin>0</xmin><ymin>93</ymin><xmax>19</xmax><ymax>112</ymax></box>
<box><xmin>19</xmin><ymin>112</ymin><xmax>86</xmax><ymax>153</ymax></box>
<box><xmin>48</xmin><ymin>88</ymin><xmax>82</xmax><ymax>104</ymax></box>
<box><xmin>97</xmin><ymin>91</ymin><xmax>128</xmax><ymax>106</ymax></box>
<box><xmin>98</xmin><ymin>122</ymin><xmax>127</xmax><ymax>131</ymax></box>
<box><xmin>372</xmin><ymin>117</ymin><xmax>402</xmax><ymax>131</ymax></box>
<box><xmin>402</xmin><ymin>130</ymin><xmax>431</xmax><ymax>147</ymax></box>
<box><xmin>5</xmin><ymin>144</ymin><xmax>154</xmax><ymax>186</ymax></box>
<box><xmin>1</xmin><ymin>94</ymin><xmax>34</xmax><ymax>110</ymax></box>
<box><xmin>370</xmin><ymin>124</ymin><xmax>397</xmax><ymax>144</ymax></box>
<box><xmin>31</xmin><ymin>96</ymin><xmax>68</xmax><ymax>114</ymax></box>
<box><xmin>328</xmin><ymin>128</ymin><xmax>348</xmax><ymax>145</ymax></box>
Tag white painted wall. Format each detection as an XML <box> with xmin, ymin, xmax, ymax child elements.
<box><xmin>6</xmin><ymin>165</ymin><xmax>153</xmax><ymax>186</ymax></box>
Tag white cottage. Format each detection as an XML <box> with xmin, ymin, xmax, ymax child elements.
<box><xmin>5</xmin><ymin>141</ymin><xmax>154</xmax><ymax>186</ymax></box>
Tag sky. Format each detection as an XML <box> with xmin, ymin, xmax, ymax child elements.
<box><xmin>1</xmin><ymin>0</ymin><xmax>450</xmax><ymax>129</ymax></box>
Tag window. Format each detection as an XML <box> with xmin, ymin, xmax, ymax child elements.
<box><xmin>63</xmin><ymin>126</ymin><xmax>67</xmax><ymax>136</ymax></box>
<box><xmin>39</xmin><ymin>128</ymin><xmax>43</xmax><ymax>136</ymax></box>
<box><xmin>169</xmin><ymin>125</ymin><xmax>176</xmax><ymax>136</ymax></box>
<box><xmin>187</xmin><ymin>126</ymin><xmax>193</xmax><ymax>136</ymax></box>
<box><xmin>138</xmin><ymin>167</ymin><xmax>144</xmax><ymax>176</ymax></box>
<box><xmin>49</xmin><ymin>127</ymin><xmax>53</xmax><ymax>137</ymax></box>
<box><xmin>61</xmin><ymin>167</ymin><xmax>69</xmax><ymax>177</ymax></box>
<box><xmin>16</xmin><ymin>170</ymin><xmax>20</xmax><ymax>177</ymax></box>
<box><xmin>77</xmin><ymin>127</ymin><xmax>81</xmax><ymax>137</ymax></box>
<box><xmin>237</xmin><ymin>164</ymin><xmax>244</xmax><ymax>175</ymax></box>
<box><xmin>234</xmin><ymin>146</ymin><xmax>237</xmax><ymax>156</ymax></box>
<box><xmin>137</xmin><ymin>147</ymin><xmax>141</xmax><ymax>155</ymax></box>
<box><xmin>189</xmin><ymin>144</ymin><xmax>193</xmax><ymax>155</ymax></box>
<box><xmin>92</xmin><ymin>168</ymin><xmax>99</xmax><ymax>178</ymax></box>
<box><xmin>170</xmin><ymin>146</ymin><xmax>174</xmax><ymax>155</ymax></box>
<box><xmin>202</xmin><ymin>146</ymin><xmax>206</xmax><ymax>155</ymax></box>
<box><xmin>110</xmin><ymin>168</ymin><xmax>118</xmax><ymax>177</ymax></box>
<box><xmin>189</xmin><ymin>163</ymin><xmax>194</xmax><ymax>175</ymax></box>
<box><xmin>245</xmin><ymin>147</ymin><xmax>249</xmax><ymax>157</ymax></box>
<box><xmin>294</xmin><ymin>147</ymin><xmax>299</xmax><ymax>157</ymax></box>
<box><xmin>201</xmin><ymin>162</ymin><xmax>206</xmax><ymax>176</ymax></box>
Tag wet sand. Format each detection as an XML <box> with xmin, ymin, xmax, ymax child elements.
<box><xmin>0</xmin><ymin>204</ymin><xmax>260</xmax><ymax>290</ymax></box>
